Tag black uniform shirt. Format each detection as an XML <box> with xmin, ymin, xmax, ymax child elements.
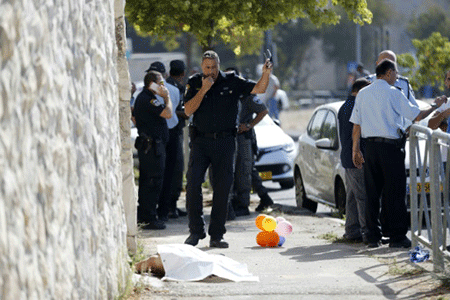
<box><xmin>185</xmin><ymin>71</ymin><xmax>256</xmax><ymax>133</ymax></box>
<box><xmin>133</xmin><ymin>88</ymin><xmax>169</xmax><ymax>143</ymax></box>
<box><xmin>239</xmin><ymin>94</ymin><xmax>267</xmax><ymax>123</ymax></box>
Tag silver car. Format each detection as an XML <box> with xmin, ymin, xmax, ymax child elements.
<box><xmin>294</xmin><ymin>100</ymin><xmax>431</xmax><ymax>214</ymax></box>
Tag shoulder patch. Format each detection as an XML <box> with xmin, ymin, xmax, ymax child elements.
<box><xmin>252</xmin><ymin>96</ymin><xmax>263</xmax><ymax>104</ymax></box>
<box><xmin>150</xmin><ymin>99</ymin><xmax>162</xmax><ymax>106</ymax></box>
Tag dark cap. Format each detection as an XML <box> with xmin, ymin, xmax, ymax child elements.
<box><xmin>170</xmin><ymin>60</ymin><xmax>186</xmax><ymax>72</ymax></box>
<box><xmin>145</xmin><ymin>61</ymin><xmax>166</xmax><ymax>73</ymax></box>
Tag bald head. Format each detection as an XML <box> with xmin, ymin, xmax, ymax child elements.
<box><xmin>376</xmin><ymin>50</ymin><xmax>396</xmax><ymax>65</ymax></box>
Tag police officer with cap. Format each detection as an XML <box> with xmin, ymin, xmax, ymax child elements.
<box><xmin>133</xmin><ymin>70</ymin><xmax>173</xmax><ymax>230</ymax></box>
<box><xmin>165</xmin><ymin>59</ymin><xmax>189</xmax><ymax>218</ymax></box>
<box><xmin>184</xmin><ymin>50</ymin><xmax>273</xmax><ymax>248</ymax></box>
<box><xmin>351</xmin><ymin>59</ymin><xmax>446</xmax><ymax>248</ymax></box>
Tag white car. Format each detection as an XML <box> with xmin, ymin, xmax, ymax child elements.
<box><xmin>294</xmin><ymin>100</ymin><xmax>431</xmax><ymax>214</ymax></box>
<box><xmin>254</xmin><ymin>115</ymin><xmax>297</xmax><ymax>189</ymax></box>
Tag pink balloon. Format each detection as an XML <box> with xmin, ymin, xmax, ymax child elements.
<box><xmin>275</xmin><ymin>221</ymin><xmax>293</xmax><ymax>237</ymax></box>
<box><xmin>275</xmin><ymin>217</ymin><xmax>286</xmax><ymax>223</ymax></box>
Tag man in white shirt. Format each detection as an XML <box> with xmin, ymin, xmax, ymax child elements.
<box><xmin>428</xmin><ymin>70</ymin><xmax>450</xmax><ymax>133</ymax></box>
<box><xmin>350</xmin><ymin>59</ymin><xmax>446</xmax><ymax>249</ymax></box>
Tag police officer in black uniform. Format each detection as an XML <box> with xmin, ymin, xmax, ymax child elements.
<box><xmin>183</xmin><ymin>50</ymin><xmax>273</xmax><ymax>248</ymax></box>
<box><xmin>133</xmin><ymin>71</ymin><xmax>173</xmax><ymax>230</ymax></box>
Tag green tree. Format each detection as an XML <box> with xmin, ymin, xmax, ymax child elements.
<box><xmin>407</xmin><ymin>6</ymin><xmax>450</xmax><ymax>40</ymax></box>
<box><xmin>398</xmin><ymin>32</ymin><xmax>450</xmax><ymax>91</ymax></box>
<box><xmin>125</xmin><ymin>0</ymin><xmax>372</xmax><ymax>55</ymax></box>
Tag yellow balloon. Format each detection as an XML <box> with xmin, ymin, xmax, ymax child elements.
<box><xmin>262</xmin><ymin>216</ymin><xmax>277</xmax><ymax>231</ymax></box>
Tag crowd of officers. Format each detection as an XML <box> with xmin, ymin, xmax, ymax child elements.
<box><xmin>132</xmin><ymin>48</ymin><xmax>450</xmax><ymax>250</ymax></box>
<box><xmin>132</xmin><ymin>51</ymin><xmax>275</xmax><ymax>248</ymax></box>
<box><xmin>339</xmin><ymin>50</ymin><xmax>449</xmax><ymax>249</ymax></box>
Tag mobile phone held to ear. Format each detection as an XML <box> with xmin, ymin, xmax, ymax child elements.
<box><xmin>150</xmin><ymin>82</ymin><xmax>161</xmax><ymax>94</ymax></box>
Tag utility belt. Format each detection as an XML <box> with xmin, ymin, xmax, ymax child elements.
<box><xmin>134</xmin><ymin>133</ymin><xmax>164</xmax><ymax>156</ymax></box>
<box><xmin>189</xmin><ymin>125</ymin><xmax>237</xmax><ymax>140</ymax></box>
<box><xmin>365</xmin><ymin>136</ymin><xmax>404</xmax><ymax>148</ymax></box>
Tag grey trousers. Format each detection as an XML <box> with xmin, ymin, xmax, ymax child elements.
<box><xmin>344</xmin><ymin>168</ymin><xmax>368</xmax><ymax>239</ymax></box>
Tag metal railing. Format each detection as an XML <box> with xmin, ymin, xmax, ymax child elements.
<box><xmin>409</xmin><ymin>124</ymin><xmax>450</xmax><ymax>272</ymax></box>
<box><xmin>409</xmin><ymin>125</ymin><xmax>434</xmax><ymax>252</ymax></box>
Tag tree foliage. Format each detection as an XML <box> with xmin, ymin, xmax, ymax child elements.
<box><xmin>398</xmin><ymin>32</ymin><xmax>450</xmax><ymax>91</ymax></box>
<box><xmin>125</xmin><ymin>0</ymin><xmax>372</xmax><ymax>55</ymax></box>
<box><xmin>407</xmin><ymin>6</ymin><xmax>450</xmax><ymax>40</ymax></box>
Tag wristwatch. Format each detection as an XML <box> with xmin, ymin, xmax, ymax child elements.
<box><xmin>245</xmin><ymin>123</ymin><xmax>252</xmax><ymax>129</ymax></box>
<box><xmin>431</xmin><ymin>103</ymin><xmax>438</xmax><ymax>109</ymax></box>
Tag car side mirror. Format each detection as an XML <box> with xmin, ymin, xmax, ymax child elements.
<box><xmin>315</xmin><ymin>138</ymin><xmax>333</xmax><ymax>149</ymax></box>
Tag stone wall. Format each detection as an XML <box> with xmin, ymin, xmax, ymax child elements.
<box><xmin>0</xmin><ymin>0</ymin><xmax>130</xmax><ymax>299</ymax></box>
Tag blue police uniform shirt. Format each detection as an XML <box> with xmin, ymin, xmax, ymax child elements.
<box><xmin>350</xmin><ymin>79</ymin><xmax>420</xmax><ymax>139</ymax></box>
<box><xmin>338</xmin><ymin>95</ymin><xmax>365</xmax><ymax>169</ymax></box>
<box><xmin>133</xmin><ymin>88</ymin><xmax>169</xmax><ymax>143</ymax></box>
<box><xmin>154</xmin><ymin>79</ymin><xmax>180</xmax><ymax>130</ymax></box>
<box><xmin>184</xmin><ymin>71</ymin><xmax>256</xmax><ymax>133</ymax></box>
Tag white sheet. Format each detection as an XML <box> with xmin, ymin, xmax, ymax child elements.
<box><xmin>157</xmin><ymin>244</ymin><xmax>259</xmax><ymax>282</ymax></box>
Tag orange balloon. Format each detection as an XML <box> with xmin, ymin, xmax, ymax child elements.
<box><xmin>255</xmin><ymin>214</ymin><xmax>268</xmax><ymax>231</ymax></box>
<box><xmin>267</xmin><ymin>231</ymin><xmax>280</xmax><ymax>247</ymax></box>
<box><xmin>256</xmin><ymin>231</ymin><xmax>271</xmax><ymax>247</ymax></box>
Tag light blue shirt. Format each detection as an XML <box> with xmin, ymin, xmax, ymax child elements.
<box><xmin>155</xmin><ymin>80</ymin><xmax>180</xmax><ymax>129</ymax></box>
<box><xmin>350</xmin><ymin>79</ymin><xmax>421</xmax><ymax>139</ymax></box>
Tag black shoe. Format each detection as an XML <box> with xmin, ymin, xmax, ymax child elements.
<box><xmin>141</xmin><ymin>220</ymin><xmax>166</xmax><ymax>230</ymax></box>
<box><xmin>368</xmin><ymin>241</ymin><xmax>381</xmax><ymax>248</ymax></box>
<box><xmin>177</xmin><ymin>208</ymin><xmax>187</xmax><ymax>217</ymax></box>
<box><xmin>381</xmin><ymin>238</ymin><xmax>390</xmax><ymax>245</ymax></box>
<box><xmin>389</xmin><ymin>237</ymin><xmax>411</xmax><ymax>249</ymax></box>
<box><xmin>235</xmin><ymin>207</ymin><xmax>250</xmax><ymax>217</ymax></box>
<box><xmin>255</xmin><ymin>203</ymin><xmax>273</xmax><ymax>212</ymax></box>
<box><xmin>210</xmin><ymin>239</ymin><xmax>229</xmax><ymax>248</ymax></box>
<box><xmin>342</xmin><ymin>235</ymin><xmax>363</xmax><ymax>243</ymax></box>
<box><xmin>184</xmin><ymin>233</ymin><xmax>206</xmax><ymax>246</ymax></box>
<box><xmin>168</xmin><ymin>210</ymin><xmax>179</xmax><ymax>219</ymax></box>
<box><xmin>158</xmin><ymin>215</ymin><xmax>169</xmax><ymax>222</ymax></box>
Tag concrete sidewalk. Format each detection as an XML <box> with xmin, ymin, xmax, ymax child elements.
<box><xmin>131</xmin><ymin>189</ymin><xmax>449</xmax><ymax>299</ymax></box>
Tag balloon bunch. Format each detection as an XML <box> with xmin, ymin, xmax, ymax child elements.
<box><xmin>255</xmin><ymin>214</ymin><xmax>293</xmax><ymax>247</ymax></box>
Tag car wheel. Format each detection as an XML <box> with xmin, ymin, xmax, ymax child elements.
<box><xmin>295</xmin><ymin>169</ymin><xmax>317</xmax><ymax>213</ymax></box>
<box><xmin>279</xmin><ymin>179</ymin><xmax>294</xmax><ymax>189</ymax></box>
<box><xmin>335</xmin><ymin>178</ymin><xmax>346</xmax><ymax>217</ymax></box>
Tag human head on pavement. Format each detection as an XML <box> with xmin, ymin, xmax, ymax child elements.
<box><xmin>351</xmin><ymin>78</ymin><xmax>370</xmax><ymax>96</ymax></box>
<box><xmin>146</xmin><ymin>61</ymin><xmax>166</xmax><ymax>78</ymax></box>
<box><xmin>376</xmin><ymin>50</ymin><xmax>396</xmax><ymax>65</ymax></box>
<box><xmin>376</xmin><ymin>59</ymin><xmax>397</xmax><ymax>85</ymax></box>
<box><xmin>169</xmin><ymin>60</ymin><xmax>186</xmax><ymax>78</ymax></box>
<box><xmin>201</xmin><ymin>50</ymin><xmax>220</xmax><ymax>81</ymax></box>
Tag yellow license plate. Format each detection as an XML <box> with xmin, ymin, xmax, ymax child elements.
<box><xmin>410</xmin><ymin>182</ymin><xmax>444</xmax><ymax>193</ymax></box>
<box><xmin>259</xmin><ymin>171</ymin><xmax>272</xmax><ymax>180</ymax></box>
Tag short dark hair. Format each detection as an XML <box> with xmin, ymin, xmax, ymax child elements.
<box><xmin>375</xmin><ymin>59</ymin><xmax>396</xmax><ymax>77</ymax></box>
<box><xmin>351</xmin><ymin>78</ymin><xmax>370</xmax><ymax>94</ymax></box>
<box><xmin>144</xmin><ymin>71</ymin><xmax>160</xmax><ymax>89</ymax></box>
<box><xmin>169</xmin><ymin>60</ymin><xmax>186</xmax><ymax>77</ymax></box>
